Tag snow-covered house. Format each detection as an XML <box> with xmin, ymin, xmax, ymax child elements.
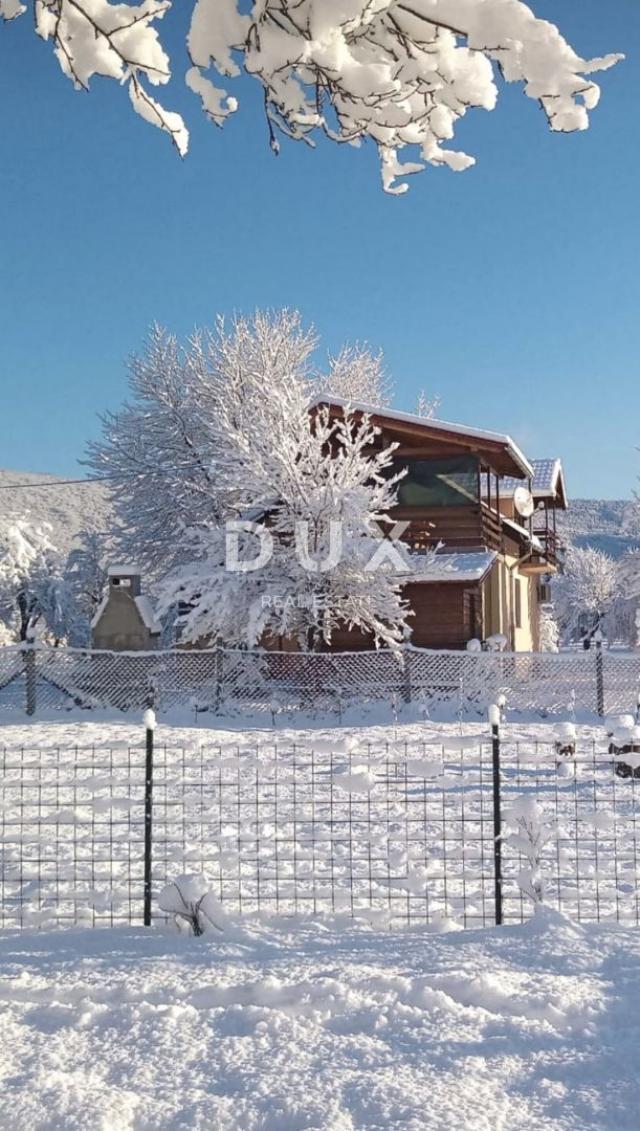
<box><xmin>311</xmin><ymin>398</ymin><xmax>568</xmax><ymax>653</ymax></box>
<box><xmin>91</xmin><ymin>566</ymin><xmax>161</xmax><ymax>651</ymax></box>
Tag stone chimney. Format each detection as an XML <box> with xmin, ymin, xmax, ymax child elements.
<box><xmin>91</xmin><ymin>565</ymin><xmax>161</xmax><ymax>652</ymax></box>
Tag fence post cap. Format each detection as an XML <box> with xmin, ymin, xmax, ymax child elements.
<box><xmin>143</xmin><ymin>708</ymin><xmax>156</xmax><ymax>731</ymax></box>
<box><xmin>488</xmin><ymin>704</ymin><xmax>501</xmax><ymax>727</ymax></box>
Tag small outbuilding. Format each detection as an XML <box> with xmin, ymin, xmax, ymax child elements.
<box><xmin>91</xmin><ymin>566</ymin><xmax>161</xmax><ymax>651</ymax></box>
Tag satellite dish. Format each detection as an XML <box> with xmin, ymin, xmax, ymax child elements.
<box><xmin>513</xmin><ymin>486</ymin><xmax>535</xmax><ymax>519</ymax></box>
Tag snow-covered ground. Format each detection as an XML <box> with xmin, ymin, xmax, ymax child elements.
<box><xmin>2</xmin><ymin>714</ymin><xmax>640</xmax><ymax>1127</ymax></box>
<box><xmin>0</xmin><ymin>706</ymin><xmax>604</xmax><ymax>754</ymax></box>
<box><xmin>1</xmin><ymin>910</ymin><xmax>640</xmax><ymax>1130</ymax></box>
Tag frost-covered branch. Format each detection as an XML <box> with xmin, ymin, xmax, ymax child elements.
<box><xmin>1</xmin><ymin>1</ymin><xmax>622</xmax><ymax>192</ymax></box>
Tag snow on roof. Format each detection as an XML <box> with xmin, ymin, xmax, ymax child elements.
<box><xmin>406</xmin><ymin>550</ymin><xmax>497</xmax><ymax>583</ymax></box>
<box><xmin>310</xmin><ymin>394</ymin><xmax>534</xmax><ymax>478</ymax></box>
<box><xmin>134</xmin><ymin>595</ymin><xmax>162</xmax><ymax>635</ymax></box>
<box><xmin>90</xmin><ymin>593</ymin><xmax>109</xmax><ymax>630</ymax></box>
<box><xmin>503</xmin><ymin>459</ymin><xmax>564</xmax><ymax>499</ymax></box>
<box><xmin>502</xmin><ymin>516</ymin><xmax>544</xmax><ymax>552</ymax></box>
<box><xmin>108</xmin><ymin>564</ymin><xmax>141</xmax><ymax>577</ymax></box>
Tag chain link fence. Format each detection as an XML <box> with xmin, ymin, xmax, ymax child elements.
<box><xmin>0</xmin><ymin>644</ymin><xmax>639</xmax><ymax>719</ymax></box>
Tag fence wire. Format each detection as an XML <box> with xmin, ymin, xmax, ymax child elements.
<box><xmin>1</xmin><ymin>644</ymin><xmax>640</xmax><ymax>719</ymax></box>
<box><xmin>2</xmin><ymin>732</ymin><xmax>640</xmax><ymax>931</ymax></box>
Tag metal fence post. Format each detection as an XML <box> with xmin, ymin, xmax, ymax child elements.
<box><xmin>595</xmin><ymin>636</ymin><xmax>605</xmax><ymax>718</ymax></box>
<box><xmin>143</xmin><ymin>707</ymin><xmax>156</xmax><ymax>926</ymax></box>
<box><xmin>214</xmin><ymin>642</ymin><xmax>223</xmax><ymax>714</ymax></box>
<box><xmin>489</xmin><ymin>704</ymin><xmax>503</xmax><ymax>926</ymax></box>
<box><xmin>403</xmin><ymin>644</ymin><xmax>412</xmax><ymax>705</ymax></box>
<box><xmin>24</xmin><ymin>646</ymin><xmax>36</xmax><ymax>717</ymax></box>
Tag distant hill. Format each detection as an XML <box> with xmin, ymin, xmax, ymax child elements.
<box><xmin>0</xmin><ymin>470</ymin><xmax>113</xmax><ymax>557</ymax></box>
<box><xmin>558</xmin><ymin>499</ymin><xmax>640</xmax><ymax>559</ymax></box>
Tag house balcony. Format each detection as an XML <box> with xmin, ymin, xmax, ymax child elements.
<box><xmin>392</xmin><ymin>503</ymin><xmax>504</xmax><ymax>554</ymax></box>
<box><xmin>521</xmin><ymin>528</ymin><xmax>562</xmax><ymax>573</ymax></box>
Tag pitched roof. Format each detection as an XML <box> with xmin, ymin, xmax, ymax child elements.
<box><xmin>405</xmin><ymin>549</ymin><xmax>497</xmax><ymax>583</ymax></box>
<box><xmin>503</xmin><ymin>458</ymin><xmax>567</xmax><ymax>505</ymax></box>
<box><xmin>310</xmin><ymin>394</ymin><xmax>534</xmax><ymax>479</ymax></box>
<box><xmin>134</xmin><ymin>595</ymin><xmax>162</xmax><ymax>635</ymax></box>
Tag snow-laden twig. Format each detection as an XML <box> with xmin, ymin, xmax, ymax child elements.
<box><xmin>503</xmin><ymin>797</ymin><xmax>556</xmax><ymax>910</ymax></box>
<box><xmin>158</xmin><ymin>874</ymin><xmax>228</xmax><ymax>936</ymax></box>
<box><xmin>1</xmin><ymin>1</ymin><xmax>622</xmax><ymax>192</ymax></box>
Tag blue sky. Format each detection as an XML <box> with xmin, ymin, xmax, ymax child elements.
<box><xmin>0</xmin><ymin>2</ymin><xmax>638</xmax><ymax>498</ymax></box>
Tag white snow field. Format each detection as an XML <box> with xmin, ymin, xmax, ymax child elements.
<box><xmin>1</xmin><ymin>910</ymin><xmax>640</xmax><ymax>1130</ymax></box>
<box><xmin>2</xmin><ymin>715</ymin><xmax>640</xmax><ymax>1128</ymax></box>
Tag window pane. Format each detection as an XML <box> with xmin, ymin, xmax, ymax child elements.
<box><xmin>396</xmin><ymin>456</ymin><xmax>479</xmax><ymax>507</ymax></box>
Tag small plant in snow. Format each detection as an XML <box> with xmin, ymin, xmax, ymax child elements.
<box><xmin>158</xmin><ymin>874</ymin><xmax>228</xmax><ymax>937</ymax></box>
<box><xmin>554</xmin><ymin>722</ymin><xmax>576</xmax><ymax>760</ymax></box>
<box><xmin>539</xmin><ymin>606</ymin><xmax>560</xmax><ymax>653</ymax></box>
<box><xmin>504</xmin><ymin>797</ymin><xmax>556</xmax><ymax>911</ymax></box>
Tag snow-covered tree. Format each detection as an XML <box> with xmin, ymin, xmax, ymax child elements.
<box><xmin>91</xmin><ymin>309</ymin><xmax>447</xmax><ymax>649</ymax></box>
<box><xmin>86</xmin><ymin>323</ymin><xmax>237</xmax><ymax>575</ymax></box>
<box><xmin>416</xmin><ymin>390</ymin><xmax>440</xmax><ymax>419</ymax></box>
<box><xmin>63</xmin><ymin>530</ymin><xmax>109</xmax><ymax>645</ymax></box>
<box><xmin>87</xmin><ymin>311</ymin><xmax>404</xmax><ymax>577</ymax></box>
<box><xmin>321</xmin><ymin>345</ymin><xmax>392</xmax><ymax>408</ymax></box>
<box><xmin>1</xmin><ymin>2</ymin><xmax>622</xmax><ymax>193</ymax></box>
<box><xmin>0</xmin><ymin>517</ymin><xmax>60</xmax><ymax>642</ymax></box>
<box><xmin>606</xmin><ymin>549</ymin><xmax>640</xmax><ymax>649</ymax></box>
<box><xmin>33</xmin><ymin>568</ymin><xmax>78</xmax><ymax>647</ymax></box>
<box><xmin>554</xmin><ymin>545</ymin><xmax>620</xmax><ymax>644</ymax></box>
<box><xmin>159</xmin><ymin>401</ymin><xmax>435</xmax><ymax>650</ymax></box>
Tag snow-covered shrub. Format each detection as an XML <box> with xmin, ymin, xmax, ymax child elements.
<box><xmin>554</xmin><ymin>722</ymin><xmax>576</xmax><ymax>760</ymax></box>
<box><xmin>486</xmin><ymin>634</ymin><xmax>507</xmax><ymax>653</ymax></box>
<box><xmin>539</xmin><ymin>606</ymin><xmax>560</xmax><ymax>653</ymax></box>
<box><xmin>608</xmin><ymin>721</ymin><xmax>640</xmax><ymax>781</ymax></box>
<box><xmin>504</xmin><ymin>798</ymin><xmax>556</xmax><ymax>910</ymax></box>
<box><xmin>158</xmin><ymin>874</ymin><xmax>228</xmax><ymax>937</ymax></box>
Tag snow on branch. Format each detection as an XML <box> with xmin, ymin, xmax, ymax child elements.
<box><xmin>504</xmin><ymin>796</ymin><xmax>556</xmax><ymax>909</ymax></box>
<box><xmin>1</xmin><ymin>0</ymin><xmax>622</xmax><ymax>192</ymax></box>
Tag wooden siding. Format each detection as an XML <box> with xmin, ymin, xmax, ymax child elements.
<box><xmin>404</xmin><ymin>582</ymin><xmax>483</xmax><ymax>650</ymax></box>
<box><xmin>394</xmin><ymin>504</ymin><xmax>503</xmax><ymax>553</ymax></box>
<box><xmin>322</xmin><ymin>582</ymin><xmax>483</xmax><ymax>653</ymax></box>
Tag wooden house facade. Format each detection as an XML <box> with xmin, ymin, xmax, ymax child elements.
<box><xmin>310</xmin><ymin>398</ymin><xmax>568</xmax><ymax>654</ymax></box>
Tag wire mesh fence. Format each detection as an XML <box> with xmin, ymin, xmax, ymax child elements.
<box><xmin>1</xmin><ymin>643</ymin><xmax>640</xmax><ymax>719</ymax></box>
<box><xmin>3</xmin><ymin>727</ymin><xmax>640</xmax><ymax>931</ymax></box>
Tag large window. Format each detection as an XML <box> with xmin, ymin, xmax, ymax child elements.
<box><xmin>396</xmin><ymin>455</ymin><xmax>479</xmax><ymax>507</ymax></box>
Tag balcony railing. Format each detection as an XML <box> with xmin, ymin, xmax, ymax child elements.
<box><xmin>392</xmin><ymin>503</ymin><xmax>503</xmax><ymax>554</ymax></box>
<box><xmin>532</xmin><ymin>527</ymin><xmax>561</xmax><ymax>567</ymax></box>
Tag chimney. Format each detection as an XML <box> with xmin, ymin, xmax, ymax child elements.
<box><xmin>107</xmin><ymin>565</ymin><xmax>142</xmax><ymax>598</ymax></box>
